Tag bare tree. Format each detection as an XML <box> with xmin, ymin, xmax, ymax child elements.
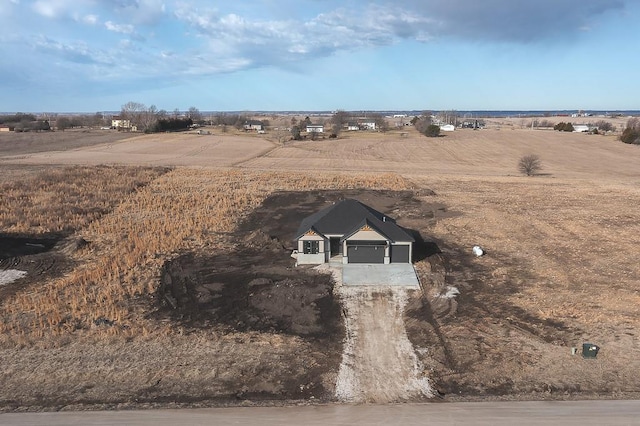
<box><xmin>120</xmin><ymin>102</ymin><xmax>159</xmax><ymax>132</ymax></box>
<box><xmin>414</xmin><ymin>114</ymin><xmax>432</xmax><ymax>134</ymax></box>
<box><xmin>330</xmin><ymin>110</ymin><xmax>350</xmax><ymax>135</ymax></box>
<box><xmin>121</xmin><ymin>101</ymin><xmax>146</xmax><ymax>120</ymax></box>
<box><xmin>595</xmin><ymin>120</ymin><xmax>614</xmax><ymax>132</ymax></box>
<box><xmin>187</xmin><ymin>106</ymin><xmax>202</xmax><ymax>123</ymax></box>
<box><xmin>518</xmin><ymin>154</ymin><xmax>542</xmax><ymax>176</ymax></box>
<box><xmin>370</xmin><ymin>113</ymin><xmax>389</xmax><ymax>132</ymax></box>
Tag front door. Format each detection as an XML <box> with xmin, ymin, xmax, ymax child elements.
<box><xmin>330</xmin><ymin>237</ymin><xmax>341</xmax><ymax>256</ymax></box>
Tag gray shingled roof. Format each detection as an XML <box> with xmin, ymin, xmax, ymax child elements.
<box><xmin>295</xmin><ymin>199</ymin><xmax>414</xmax><ymax>243</ymax></box>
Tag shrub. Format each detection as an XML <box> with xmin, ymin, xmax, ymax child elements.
<box><xmin>553</xmin><ymin>122</ymin><xmax>574</xmax><ymax>132</ymax></box>
<box><xmin>424</xmin><ymin>124</ymin><xmax>441</xmax><ymax>138</ymax></box>
<box><xmin>595</xmin><ymin>120</ymin><xmax>614</xmax><ymax>132</ymax></box>
<box><xmin>518</xmin><ymin>154</ymin><xmax>542</xmax><ymax>176</ymax></box>
<box><xmin>620</xmin><ymin>118</ymin><xmax>640</xmax><ymax>145</ymax></box>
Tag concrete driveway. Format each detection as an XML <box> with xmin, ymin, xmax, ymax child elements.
<box><xmin>340</xmin><ymin>263</ymin><xmax>419</xmax><ymax>288</ymax></box>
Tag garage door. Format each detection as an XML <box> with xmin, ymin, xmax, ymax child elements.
<box><xmin>347</xmin><ymin>244</ymin><xmax>385</xmax><ymax>263</ymax></box>
<box><xmin>390</xmin><ymin>245</ymin><xmax>410</xmax><ymax>263</ymax></box>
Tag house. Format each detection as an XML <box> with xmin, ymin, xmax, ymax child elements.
<box><xmin>573</xmin><ymin>124</ymin><xmax>590</xmax><ymax>133</ymax></box>
<box><xmin>345</xmin><ymin>122</ymin><xmax>360</xmax><ymax>131</ymax></box>
<box><xmin>360</xmin><ymin>120</ymin><xmax>376</xmax><ymax>131</ymax></box>
<box><xmin>306</xmin><ymin>124</ymin><xmax>324</xmax><ymax>133</ymax></box>
<box><xmin>294</xmin><ymin>199</ymin><xmax>414</xmax><ymax>265</ymax></box>
<box><xmin>243</xmin><ymin>120</ymin><xmax>264</xmax><ymax>131</ymax></box>
<box><xmin>111</xmin><ymin>117</ymin><xmax>131</xmax><ymax>130</ymax></box>
<box><xmin>0</xmin><ymin>125</ymin><xmax>10</xmax><ymax>132</ymax></box>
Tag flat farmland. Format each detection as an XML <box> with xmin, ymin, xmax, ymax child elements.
<box><xmin>240</xmin><ymin>129</ymin><xmax>639</xmax><ymax>179</ymax></box>
<box><xmin>2</xmin><ymin>127</ymin><xmax>638</xmax><ymax>180</ymax></box>
<box><xmin>1</xmin><ymin>131</ymin><xmax>275</xmax><ymax>168</ymax></box>
<box><xmin>1</xmin><ymin>124</ymin><xmax>640</xmax><ymax>409</ymax></box>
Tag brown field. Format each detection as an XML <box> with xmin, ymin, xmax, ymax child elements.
<box><xmin>0</xmin><ymin>128</ymin><xmax>137</xmax><ymax>156</ymax></box>
<box><xmin>1</xmin><ymin>130</ymin><xmax>275</xmax><ymax>167</ymax></box>
<box><xmin>0</xmin><ymin>122</ymin><xmax>639</xmax><ymax>409</ymax></box>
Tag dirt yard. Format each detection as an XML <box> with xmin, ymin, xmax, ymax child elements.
<box><xmin>1</xmin><ymin>122</ymin><xmax>639</xmax><ymax>409</ymax></box>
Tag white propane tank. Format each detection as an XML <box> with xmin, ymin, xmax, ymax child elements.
<box><xmin>472</xmin><ymin>246</ymin><xmax>484</xmax><ymax>257</ymax></box>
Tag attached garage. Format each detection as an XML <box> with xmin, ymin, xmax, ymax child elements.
<box><xmin>390</xmin><ymin>244</ymin><xmax>410</xmax><ymax>263</ymax></box>
<box><xmin>346</xmin><ymin>242</ymin><xmax>386</xmax><ymax>264</ymax></box>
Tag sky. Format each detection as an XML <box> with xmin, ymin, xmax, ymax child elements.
<box><xmin>1</xmin><ymin>0</ymin><xmax>639</xmax><ymax>112</ymax></box>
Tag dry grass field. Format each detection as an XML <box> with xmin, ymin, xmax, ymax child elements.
<box><xmin>0</xmin><ymin>122</ymin><xmax>639</xmax><ymax>408</ymax></box>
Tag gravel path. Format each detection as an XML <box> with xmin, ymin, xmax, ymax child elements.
<box><xmin>321</xmin><ymin>262</ymin><xmax>432</xmax><ymax>403</ymax></box>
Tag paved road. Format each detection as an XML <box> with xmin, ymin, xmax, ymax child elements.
<box><xmin>1</xmin><ymin>401</ymin><xmax>639</xmax><ymax>425</ymax></box>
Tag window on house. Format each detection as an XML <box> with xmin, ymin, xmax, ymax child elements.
<box><xmin>303</xmin><ymin>240</ymin><xmax>319</xmax><ymax>254</ymax></box>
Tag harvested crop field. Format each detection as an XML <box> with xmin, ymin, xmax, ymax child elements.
<box><xmin>0</xmin><ymin>123</ymin><xmax>639</xmax><ymax>409</ymax></box>
<box><xmin>1</xmin><ymin>131</ymin><xmax>275</xmax><ymax>168</ymax></box>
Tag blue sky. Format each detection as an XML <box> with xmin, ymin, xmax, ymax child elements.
<box><xmin>1</xmin><ymin>0</ymin><xmax>638</xmax><ymax>112</ymax></box>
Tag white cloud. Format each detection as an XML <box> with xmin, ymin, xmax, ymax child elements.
<box><xmin>173</xmin><ymin>3</ymin><xmax>433</xmax><ymax>72</ymax></box>
<box><xmin>33</xmin><ymin>36</ymin><xmax>108</xmax><ymax>65</ymax></box>
<box><xmin>32</xmin><ymin>0</ymin><xmax>76</xmax><ymax>19</ymax></box>
<box><xmin>105</xmin><ymin>20</ymin><xmax>135</xmax><ymax>34</ymax></box>
<box><xmin>103</xmin><ymin>0</ymin><xmax>166</xmax><ymax>25</ymax></box>
<box><xmin>5</xmin><ymin>0</ymin><xmax>634</xmax><ymax>98</ymax></box>
<box><xmin>82</xmin><ymin>14</ymin><xmax>99</xmax><ymax>25</ymax></box>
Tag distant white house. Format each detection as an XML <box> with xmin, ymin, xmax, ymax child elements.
<box><xmin>360</xmin><ymin>120</ymin><xmax>376</xmax><ymax>131</ymax></box>
<box><xmin>345</xmin><ymin>122</ymin><xmax>360</xmax><ymax>131</ymax></box>
<box><xmin>243</xmin><ymin>120</ymin><xmax>264</xmax><ymax>131</ymax></box>
<box><xmin>573</xmin><ymin>124</ymin><xmax>590</xmax><ymax>133</ymax></box>
<box><xmin>440</xmin><ymin>124</ymin><xmax>455</xmax><ymax>132</ymax></box>
<box><xmin>111</xmin><ymin>117</ymin><xmax>132</xmax><ymax>130</ymax></box>
<box><xmin>306</xmin><ymin>124</ymin><xmax>324</xmax><ymax>133</ymax></box>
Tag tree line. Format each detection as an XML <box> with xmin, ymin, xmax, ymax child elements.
<box><xmin>118</xmin><ymin>101</ymin><xmax>272</xmax><ymax>133</ymax></box>
<box><xmin>0</xmin><ymin>113</ymin><xmax>50</xmax><ymax>132</ymax></box>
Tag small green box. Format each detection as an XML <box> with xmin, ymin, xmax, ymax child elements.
<box><xmin>582</xmin><ymin>343</ymin><xmax>599</xmax><ymax>358</ymax></box>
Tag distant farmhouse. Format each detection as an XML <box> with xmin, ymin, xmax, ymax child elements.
<box><xmin>243</xmin><ymin>120</ymin><xmax>264</xmax><ymax>131</ymax></box>
<box><xmin>359</xmin><ymin>120</ymin><xmax>377</xmax><ymax>131</ymax></box>
<box><xmin>294</xmin><ymin>199</ymin><xmax>414</xmax><ymax>265</ymax></box>
<box><xmin>343</xmin><ymin>120</ymin><xmax>379</xmax><ymax>131</ymax></box>
<box><xmin>306</xmin><ymin>124</ymin><xmax>324</xmax><ymax>133</ymax></box>
<box><xmin>111</xmin><ymin>117</ymin><xmax>133</xmax><ymax>131</ymax></box>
